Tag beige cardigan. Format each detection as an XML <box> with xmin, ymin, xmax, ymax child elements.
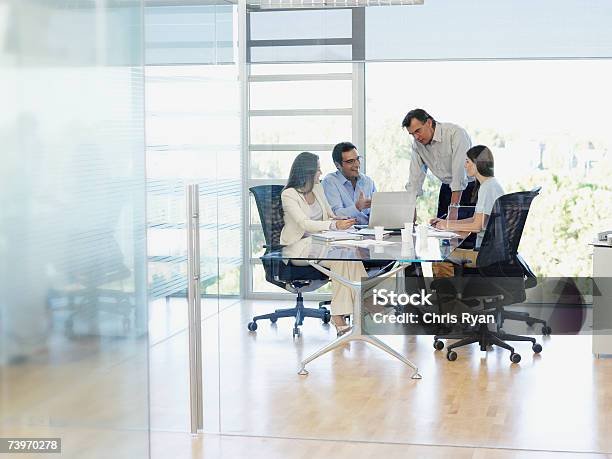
<box><xmin>280</xmin><ymin>183</ymin><xmax>336</xmax><ymax>246</ymax></box>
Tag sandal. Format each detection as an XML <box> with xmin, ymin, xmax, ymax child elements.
<box><xmin>335</xmin><ymin>324</ymin><xmax>352</xmax><ymax>337</ymax></box>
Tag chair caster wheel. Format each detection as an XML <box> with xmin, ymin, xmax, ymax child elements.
<box><xmin>542</xmin><ymin>326</ymin><xmax>552</xmax><ymax>335</ymax></box>
<box><xmin>510</xmin><ymin>352</ymin><xmax>521</xmax><ymax>363</ymax></box>
<box><xmin>247</xmin><ymin>321</ymin><xmax>258</xmax><ymax>331</ymax></box>
<box><xmin>532</xmin><ymin>343</ymin><xmax>542</xmax><ymax>353</ymax></box>
<box><xmin>447</xmin><ymin>350</ymin><xmax>457</xmax><ymax>361</ymax></box>
<box><xmin>322</xmin><ymin>312</ymin><xmax>331</xmax><ymax>324</ymax></box>
<box><xmin>292</xmin><ymin>327</ymin><xmax>300</xmax><ymax>338</ymax></box>
<box><xmin>433</xmin><ymin>340</ymin><xmax>444</xmax><ymax>351</ymax></box>
<box><xmin>270</xmin><ymin>317</ymin><xmax>278</xmax><ymax>324</ymax></box>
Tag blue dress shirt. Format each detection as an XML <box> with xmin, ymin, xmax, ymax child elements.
<box><xmin>321</xmin><ymin>170</ymin><xmax>377</xmax><ymax>225</ymax></box>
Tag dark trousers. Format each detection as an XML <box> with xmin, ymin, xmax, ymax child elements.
<box><xmin>437</xmin><ymin>181</ymin><xmax>477</xmax><ymax>218</ymax></box>
<box><xmin>437</xmin><ymin>181</ymin><xmax>477</xmax><ymax>248</ymax></box>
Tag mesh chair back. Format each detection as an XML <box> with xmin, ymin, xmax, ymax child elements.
<box><xmin>476</xmin><ymin>189</ymin><xmax>540</xmax><ymax>269</ymax></box>
<box><xmin>249</xmin><ymin>185</ymin><xmax>285</xmax><ymax>248</ymax></box>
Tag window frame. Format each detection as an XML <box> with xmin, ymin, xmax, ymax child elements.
<box><xmin>242</xmin><ymin>62</ymin><xmax>365</xmax><ymax>299</ymax></box>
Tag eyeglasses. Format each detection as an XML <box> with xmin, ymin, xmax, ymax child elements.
<box><xmin>342</xmin><ymin>155</ymin><xmax>362</xmax><ymax>165</ymax></box>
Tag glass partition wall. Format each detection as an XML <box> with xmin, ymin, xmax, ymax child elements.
<box><xmin>0</xmin><ymin>1</ymin><xmax>149</xmax><ymax>458</ymax></box>
<box><xmin>144</xmin><ymin>2</ymin><xmax>241</xmax><ymax>436</ymax></box>
<box><xmin>215</xmin><ymin>0</ymin><xmax>612</xmax><ymax>452</ymax></box>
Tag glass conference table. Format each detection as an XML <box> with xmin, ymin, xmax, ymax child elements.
<box><xmin>263</xmin><ymin>231</ymin><xmax>465</xmax><ymax>379</ymax></box>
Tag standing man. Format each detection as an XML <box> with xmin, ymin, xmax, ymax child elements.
<box><xmin>321</xmin><ymin>142</ymin><xmax>377</xmax><ymax>225</ymax></box>
<box><xmin>402</xmin><ymin>109</ymin><xmax>476</xmax><ymax>222</ymax></box>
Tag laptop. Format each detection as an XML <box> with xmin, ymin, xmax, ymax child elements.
<box><xmin>367</xmin><ymin>191</ymin><xmax>416</xmax><ymax>230</ymax></box>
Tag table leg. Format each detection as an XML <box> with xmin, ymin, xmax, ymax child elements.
<box><xmin>357</xmin><ymin>334</ymin><xmax>422</xmax><ymax>379</ymax></box>
<box><xmin>299</xmin><ymin>261</ymin><xmax>422</xmax><ymax>379</ymax></box>
<box><xmin>297</xmin><ymin>330</ymin><xmax>354</xmax><ymax>375</ymax></box>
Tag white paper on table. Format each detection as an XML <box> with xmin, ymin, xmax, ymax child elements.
<box><xmin>426</xmin><ymin>230</ymin><xmax>460</xmax><ymax>238</ymax></box>
<box><xmin>349</xmin><ymin>228</ymin><xmax>393</xmax><ymax>236</ymax></box>
<box><xmin>334</xmin><ymin>239</ymin><xmax>395</xmax><ymax>248</ymax></box>
<box><xmin>311</xmin><ymin>231</ymin><xmax>363</xmax><ymax>241</ymax></box>
<box><xmin>413</xmin><ymin>229</ymin><xmax>460</xmax><ymax>238</ymax></box>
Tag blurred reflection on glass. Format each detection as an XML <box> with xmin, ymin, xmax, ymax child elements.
<box><xmin>0</xmin><ymin>1</ymin><xmax>148</xmax><ymax>457</ymax></box>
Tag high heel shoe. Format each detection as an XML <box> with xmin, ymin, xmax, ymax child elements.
<box><xmin>335</xmin><ymin>324</ymin><xmax>352</xmax><ymax>337</ymax></box>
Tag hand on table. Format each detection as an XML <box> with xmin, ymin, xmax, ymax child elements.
<box><xmin>433</xmin><ymin>220</ymin><xmax>448</xmax><ymax>230</ymax></box>
<box><xmin>335</xmin><ymin>218</ymin><xmax>357</xmax><ymax>230</ymax></box>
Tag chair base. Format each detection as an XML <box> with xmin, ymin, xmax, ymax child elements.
<box><xmin>434</xmin><ymin>324</ymin><xmax>542</xmax><ymax>364</ymax></box>
<box><xmin>500</xmin><ymin>310</ymin><xmax>551</xmax><ymax>335</ymax></box>
<box><xmin>47</xmin><ymin>288</ymin><xmax>134</xmax><ymax>338</ymax></box>
<box><xmin>248</xmin><ymin>291</ymin><xmax>330</xmax><ymax>337</ymax></box>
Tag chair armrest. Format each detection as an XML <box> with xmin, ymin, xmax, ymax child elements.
<box><xmin>448</xmin><ymin>258</ymin><xmax>475</xmax><ymax>267</ymax></box>
<box><xmin>517</xmin><ymin>253</ymin><xmax>534</xmax><ymax>277</ymax></box>
<box><xmin>517</xmin><ymin>253</ymin><xmax>537</xmax><ymax>288</ymax></box>
<box><xmin>261</xmin><ymin>243</ymin><xmax>285</xmax><ymax>251</ymax></box>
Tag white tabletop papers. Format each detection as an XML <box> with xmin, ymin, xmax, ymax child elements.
<box><xmin>333</xmin><ymin>239</ymin><xmax>395</xmax><ymax>248</ymax></box>
<box><xmin>311</xmin><ymin>231</ymin><xmax>363</xmax><ymax>242</ymax></box>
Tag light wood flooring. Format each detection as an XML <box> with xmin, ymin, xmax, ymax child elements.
<box><xmin>151</xmin><ymin>432</ymin><xmax>610</xmax><ymax>459</ymax></box>
<box><xmin>2</xmin><ymin>297</ymin><xmax>612</xmax><ymax>458</ymax></box>
<box><xmin>150</xmin><ymin>298</ymin><xmax>612</xmax><ymax>456</ymax></box>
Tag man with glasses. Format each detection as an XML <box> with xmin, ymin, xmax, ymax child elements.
<box><xmin>402</xmin><ymin>108</ymin><xmax>477</xmax><ymax>224</ymax></box>
<box><xmin>321</xmin><ymin>142</ymin><xmax>377</xmax><ymax>225</ymax></box>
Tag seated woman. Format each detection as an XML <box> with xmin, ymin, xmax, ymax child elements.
<box><xmin>280</xmin><ymin>152</ymin><xmax>366</xmax><ymax>336</ymax></box>
<box><xmin>431</xmin><ymin>145</ymin><xmax>505</xmax><ymax>277</ymax></box>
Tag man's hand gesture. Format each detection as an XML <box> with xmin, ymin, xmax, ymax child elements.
<box><xmin>355</xmin><ymin>191</ymin><xmax>371</xmax><ymax>211</ymax></box>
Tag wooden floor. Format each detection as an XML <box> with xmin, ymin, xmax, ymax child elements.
<box><xmin>149</xmin><ymin>298</ymin><xmax>612</xmax><ymax>457</ymax></box>
<box><xmin>2</xmin><ymin>297</ymin><xmax>612</xmax><ymax>458</ymax></box>
<box><xmin>150</xmin><ymin>432</ymin><xmax>610</xmax><ymax>459</ymax></box>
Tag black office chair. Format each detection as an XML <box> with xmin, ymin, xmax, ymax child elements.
<box><xmin>432</xmin><ymin>188</ymin><xmax>550</xmax><ymax>363</ymax></box>
<box><xmin>493</xmin><ymin>186</ymin><xmax>550</xmax><ymax>333</ymax></box>
<box><xmin>247</xmin><ymin>185</ymin><xmax>331</xmax><ymax>338</ymax></box>
<box><xmin>47</xmin><ymin>232</ymin><xmax>134</xmax><ymax>337</ymax></box>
